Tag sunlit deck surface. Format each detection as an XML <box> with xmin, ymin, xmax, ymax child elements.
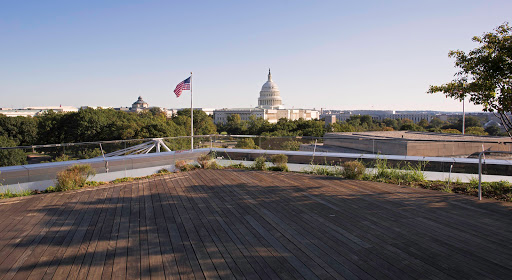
<box><xmin>1</xmin><ymin>169</ymin><xmax>511</xmax><ymax>279</ymax></box>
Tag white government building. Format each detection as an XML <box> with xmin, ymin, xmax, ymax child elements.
<box><xmin>214</xmin><ymin>70</ymin><xmax>319</xmax><ymax>124</ymax></box>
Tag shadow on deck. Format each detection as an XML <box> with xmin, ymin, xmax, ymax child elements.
<box><xmin>0</xmin><ymin>169</ymin><xmax>511</xmax><ymax>279</ymax></box>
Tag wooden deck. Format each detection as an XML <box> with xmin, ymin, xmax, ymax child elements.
<box><xmin>0</xmin><ymin>169</ymin><xmax>511</xmax><ymax>279</ymax></box>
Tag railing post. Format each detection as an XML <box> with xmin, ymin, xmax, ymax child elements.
<box><xmin>478</xmin><ymin>151</ymin><xmax>483</xmax><ymax>200</ymax></box>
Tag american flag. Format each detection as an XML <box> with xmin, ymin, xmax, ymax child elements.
<box><xmin>174</xmin><ymin>76</ymin><xmax>191</xmax><ymax>97</ymax></box>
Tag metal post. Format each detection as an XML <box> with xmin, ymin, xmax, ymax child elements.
<box><xmin>478</xmin><ymin>151</ymin><xmax>483</xmax><ymax>200</ymax></box>
<box><xmin>462</xmin><ymin>97</ymin><xmax>465</xmax><ymax>135</ymax></box>
<box><xmin>190</xmin><ymin>72</ymin><xmax>194</xmax><ymax>151</ymax></box>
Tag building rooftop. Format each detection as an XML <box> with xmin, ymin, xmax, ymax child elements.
<box><xmin>327</xmin><ymin>131</ymin><xmax>512</xmax><ymax>142</ymax></box>
<box><xmin>0</xmin><ymin>169</ymin><xmax>511</xmax><ymax>278</ymax></box>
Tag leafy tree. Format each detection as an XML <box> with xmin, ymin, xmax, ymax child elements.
<box><xmin>176</xmin><ymin>109</ymin><xmax>217</xmax><ymax>136</ymax></box>
<box><xmin>0</xmin><ymin>115</ymin><xmax>38</xmax><ymax>145</ymax></box>
<box><xmin>0</xmin><ymin>136</ymin><xmax>27</xmax><ymax>167</ymax></box>
<box><xmin>360</xmin><ymin>115</ymin><xmax>373</xmax><ymax>126</ymax></box>
<box><xmin>418</xmin><ymin>119</ymin><xmax>429</xmax><ymax>128</ymax></box>
<box><xmin>400</xmin><ymin>123</ymin><xmax>424</xmax><ymax>131</ymax></box>
<box><xmin>485</xmin><ymin>123</ymin><xmax>501</xmax><ymax>136</ymax></box>
<box><xmin>428</xmin><ymin>23</ymin><xmax>512</xmax><ymax>137</ymax></box>
<box><xmin>281</xmin><ymin>140</ymin><xmax>302</xmax><ymax>151</ymax></box>
<box><xmin>455</xmin><ymin>116</ymin><xmax>482</xmax><ymax>132</ymax></box>
<box><xmin>247</xmin><ymin>115</ymin><xmax>272</xmax><ymax>135</ymax></box>
<box><xmin>465</xmin><ymin>126</ymin><xmax>488</xmax><ymax>136</ymax></box>
<box><xmin>235</xmin><ymin>138</ymin><xmax>259</xmax><ymax>149</ymax></box>
<box><xmin>383</xmin><ymin>118</ymin><xmax>399</xmax><ymax>130</ymax></box>
<box><xmin>429</xmin><ymin>117</ymin><xmax>445</xmax><ymax>129</ymax></box>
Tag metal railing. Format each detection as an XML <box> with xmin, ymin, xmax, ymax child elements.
<box><xmin>478</xmin><ymin>150</ymin><xmax>512</xmax><ymax>200</ymax></box>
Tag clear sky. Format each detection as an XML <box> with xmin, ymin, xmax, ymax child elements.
<box><xmin>1</xmin><ymin>0</ymin><xmax>510</xmax><ymax>112</ymax></box>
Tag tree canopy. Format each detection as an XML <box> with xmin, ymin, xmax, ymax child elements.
<box><xmin>428</xmin><ymin>23</ymin><xmax>512</xmax><ymax>136</ymax></box>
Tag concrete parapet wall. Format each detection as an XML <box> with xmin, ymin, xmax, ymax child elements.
<box><xmin>0</xmin><ymin>149</ymin><xmax>209</xmax><ymax>190</ymax></box>
<box><xmin>324</xmin><ymin>135</ymin><xmax>510</xmax><ymax>157</ymax></box>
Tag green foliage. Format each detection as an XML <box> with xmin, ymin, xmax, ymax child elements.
<box><xmin>197</xmin><ymin>154</ymin><xmax>213</xmax><ymax>168</ymax></box>
<box><xmin>271</xmin><ymin>154</ymin><xmax>288</xmax><ymax>166</ymax></box>
<box><xmin>205</xmin><ymin>161</ymin><xmax>224</xmax><ymax>170</ymax></box>
<box><xmin>400</xmin><ymin>123</ymin><xmax>424</xmax><ymax>131</ymax></box>
<box><xmin>0</xmin><ymin>136</ymin><xmax>27</xmax><ymax>167</ymax></box>
<box><xmin>417</xmin><ymin>119</ymin><xmax>429</xmax><ymax>128</ymax></box>
<box><xmin>464</xmin><ymin>126</ymin><xmax>488</xmax><ymax>136</ymax></box>
<box><xmin>270</xmin><ymin>154</ymin><xmax>288</xmax><ymax>171</ymax></box>
<box><xmin>441</xmin><ymin>128</ymin><xmax>462</xmax><ymax>134</ymax></box>
<box><xmin>235</xmin><ymin>138</ymin><xmax>259</xmax><ymax>149</ymax></box>
<box><xmin>367</xmin><ymin>158</ymin><xmax>426</xmax><ymax>184</ymax></box>
<box><xmin>0</xmin><ymin>188</ymin><xmax>34</xmax><ymax>199</ymax></box>
<box><xmin>281</xmin><ymin>140</ymin><xmax>301</xmax><ymax>151</ymax></box>
<box><xmin>197</xmin><ymin>153</ymin><xmax>223</xmax><ymax>169</ymax></box>
<box><xmin>456</xmin><ymin>116</ymin><xmax>482</xmax><ymax>131</ymax></box>
<box><xmin>428</xmin><ymin>23</ymin><xmax>512</xmax><ymax>136</ymax></box>
<box><xmin>485</xmin><ymin>124</ymin><xmax>502</xmax><ymax>136</ymax></box>
<box><xmin>84</xmin><ymin>180</ymin><xmax>106</xmax><ymax>187</ymax></box>
<box><xmin>267</xmin><ymin>165</ymin><xmax>289</xmax><ymax>172</ymax></box>
<box><xmin>341</xmin><ymin>161</ymin><xmax>366</xmax><ymax>180</ymax></box>
<box><xmin>175</xmin><ymin>160</ymin><xmax>197</xmax><ymax>172</ymax></box>
<box><xmin>227</xmin><ymin>163</ymin><xmax>248</xmax><ymax>169</ymax></box>
<box><xmin>0</xmin><ymin>115</ymin><xmax>38</xmax><ymax>145</ymax></box>
<box><xmin>111</xmin><ymin>177</ymin><xmax>135</xmax><ymax>183</ymax></box>
<box><xmin>252</xmin><ymin>156</ymin><xmax>267</xmax><ymax>170</ymax></box>
<box><xmin>305</xmin><ymin>165</ymin><xmax>343</xmax><ymax>176</ymax></box>
<box><xmin>157</xmin><ymin>168</ymin><xmax>171</xmax><ymax>174</ymax></box>
<box><xmin>55</xmin><ymin>164</ymin><xmax>96</xmax><ymax>191</ymax></box>
<box><xmin>52</xmin><ymin>154</ymin><xmax>72</xmax><ymax>162</ymax></box>
<box><xmin>45</xmin><ymin>186</ymin><xmax>56</xmax><ymax>192</ymax></box>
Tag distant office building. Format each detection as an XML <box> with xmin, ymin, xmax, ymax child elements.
<box><xmin>0</xmin><ymin>106</ymin><xmax>78</xmax><ymax>117</ymax></box>
<box><xmin>321</xmin><ymin>110</ymin><xmax>434</xmax><ymax>123</ymax></box>
<box><xmin>214</xmin><ymin>70</ymin><xmax>319</xmax><ymax>124</ymax></box>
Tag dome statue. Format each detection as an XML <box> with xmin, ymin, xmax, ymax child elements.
<box><xmin>258</xmin><ymin>69</ymin><xmax>283</xmax><ymax>109</ymax></box>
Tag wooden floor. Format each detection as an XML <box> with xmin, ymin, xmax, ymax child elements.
<box><xmin>0</xmin><ymin>170</ymin><xmax>511</xmax><ymax>280</ymax></box>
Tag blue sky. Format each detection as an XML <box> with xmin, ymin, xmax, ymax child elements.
<box><xmin>1</xmin><ymin>0</ymin><xmax>510</xmax><ymax>112</ymax></box>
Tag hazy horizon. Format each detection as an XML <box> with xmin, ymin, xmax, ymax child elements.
<box><xmin>2</xmin><ymin>0</ymin><xmax>510</xmax><ymax>112</ymax></box>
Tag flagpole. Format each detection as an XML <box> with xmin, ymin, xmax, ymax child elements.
<box><xmin>190</xmin><ymin>72</ymin><xmax>194</xmax><ymax>150</ymax></box>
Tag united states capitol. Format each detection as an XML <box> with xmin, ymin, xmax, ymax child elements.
<box><xmin>0</xmin><ymin>69</ymin><xmax>490</xmax><ymax>125</ymax></box>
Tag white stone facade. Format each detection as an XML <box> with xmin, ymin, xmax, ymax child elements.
<box><xmin>213</xmin><ymin>70</ymin><xmax>319</xmax><ymax>124</ymax></box>
<box><xmin>257</xmin><ymin>69</ymin><xmax>284</xmax><ymax>109</ymax></box>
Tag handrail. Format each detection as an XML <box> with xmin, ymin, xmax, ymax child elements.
<box><xmin>478</xmin><ymin>150</ymin><xmax>512</xmax><ymax>200</ymax></box>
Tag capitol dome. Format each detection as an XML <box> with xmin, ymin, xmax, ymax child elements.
<box><xmin>258</xmin><ymin>69</ymin><xmax>283</xmax><ymax>109</ymax></box>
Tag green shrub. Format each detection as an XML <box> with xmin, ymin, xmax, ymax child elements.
<box><xmin>111</xmin><ymin>177</ymin><xmax>135</xmax><ymax>184</ymax></box>
<box><xmin>271</xmin><ymin>154</ymin><xmax>288</xmax><ymax>168</ymax></box>
<box><xmin>281</xmin><ymin>140</ymin><xmax>301</xmax><ymax>151</ymax></box>
<box><xmin>341</xmin><ymin>161</ymin><xmax>365</xmax><ymax>179</ymax></box>
<box><xmin>175</xmin><ymin>160</ymin><xmax>197</xmax><ymax>172</ymax></box>
<box><xmin>305</xmin><ymin>164</ymin><xmax>342</xmax><ymax>176</ymax></box>
<box><xmin>0</xmin><ymin>188</ymin><xmax>34</xmax><ymax>199</ymax></box>
<box><xmin>197</xmin><ymin>154</ymin><xmax>213</xmax><ymax>168</ymax></box>
<box><xmin>252</xmin><ymin>156</ymin><xmax>267</xmax><ymax>170</ymax></box>
<box><xmin>157</xmin><ymin>168</ymin><xmax>171</xmax><ymax>174</ymax></box>
<box><xmin>227</xmin><ymin>163</ymin><xmax>247</xmax><ymax>169</ymax></box>
<box><xmin>55</xmin><ymin>164</ymin><xmax>96</xmax><ymax>191</ymax></box>
<box><xmin>268</xmin><ymin>165</ymin><xmax>289</xmax><ymax>172</ymax></box>
<box><xmin>84</xmin><ymin>180</ymin><xmax>105</xmax><ymax>187</ymax></box>
<box><xmin>235</xmin><ymin>138</ymin><xmax>259</xmax><ymax>149</ymax></box>
<box><xmin>441</xmin><ymin>128</ymin><xmax>461</xmax><ymax>134</ymax></box>
<box><xmin>369</xmin><ymin>158</ymin><xmax>426</xmax><ymax>184</ymax></box>
<box><xmin>205</xmin><ymin>161</ymin><xmax>223</xmax><ymax>170</ymax></box>
<box><xmin>45</xmin><ymin>186</ymin><xmax>56</xmax><ymax>193</ymax></box>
